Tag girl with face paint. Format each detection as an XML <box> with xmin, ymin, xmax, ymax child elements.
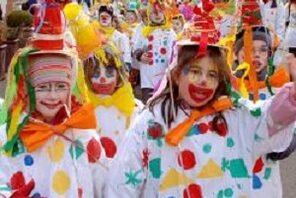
<box><xmin>105</xmin><ymin>5</ymin><xmax>296</xmax><ymax>197</ymax></box>
<box><xmin>0</xmin><ymin>2</ymin><xmax>107</xmax><ymax>197</ymax></box>
<box><xmin>83</xmin><ymin>44</ymin><xmax>143</xmax><ymax>159</ymax></box>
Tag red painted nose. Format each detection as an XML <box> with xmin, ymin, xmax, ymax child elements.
<box><xmin>100</xmin><ymin>77</ymin><xmax>106</xmax><ymax>83</ymax></box>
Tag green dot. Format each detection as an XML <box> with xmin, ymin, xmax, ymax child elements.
<box><xmin>203</xmin><ymin>144</ymin><xmax>212</xmax><ymax>153</ymax></box>
<box><xmin>227</xmin><ymin>138</ymin><xmax>234</xmax><ymax>148</ymax></box>
<box><xmin>224</xmin><ymin>188</ymin><xmax>233</xmax><ymax>197</ymax></box>
<box><xmin>217</xmin><ymin>190</ymin><xmax>224</xmax><ymax>198</ymax></box>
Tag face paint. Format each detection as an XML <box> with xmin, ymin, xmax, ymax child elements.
<box><xmin>126</xmin><ymin>11</ymin><xmax>137</xmax><ymax>24</ymax></box>
<box><xmin>182</xmin><ymin>65</ymin><xmax>218</xmax><ymax>88</ymax></box>
<box><xmin>172</xmin><ymin>18</ymin><xmax>183</xmax><ymax>33</ymax></box>
<box><xmin>178</xmin><ymin>55</ymin><xmax>219</xmax><ymax>107</ymax></box>
<box><xmin>188</xmin><ymin>84</ymin><xmax>214</xmax><ymax>103</ymax></box>
<box><xmin>100</xmin><ymin>12</ymin><xmax>112</xmax><ymax>27</ymax></box>
<box><xmin>91</xmin><ymin>64</ymin><xmax>118</xmax><ymax>95</ymax></box>
<box><xmin>35</xmin><ymin>82</ymin><xmax>70</xmax><ymax>123</ymax></box>
<box><xmin>149</xmin><ymin>7</ymin><xmax>165</xmax><ymax>25</ymax></box>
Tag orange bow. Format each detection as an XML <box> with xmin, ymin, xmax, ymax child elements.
<box><xmin>20</xmin><ymin>104</ymin><xmax>97</xmax><ymax>152</ymax></box>
<box><xmin>245</xmin><ymin>67</ymin><xmax>290</xmax><ymax>90</ymax></box>
<box><xmin>165</xmin><ymin>98</ymin><xmax>233</xmax><ymax>146</ymax></box>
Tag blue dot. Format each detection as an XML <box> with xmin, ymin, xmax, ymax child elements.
<box><xmin>259</xmin><ymin>93</ymin><xmax>267</xmax><ymax>100</ymax></box>
<box><xmin>32</xmin><ymin>192</ymin><xmax>41</xmax><ymax>197</ymax></box>
<box><xmin>161</xmin><ymin>59</ymin><xmax>165</xmax><ymax>63</ymax></box>
<box><xmin>253</xmin><ymin>174</ymin><xmax>262</xmax><ymax>189</ymax></box>
<box><xmin>24</xmin><ymin>155</ymin><xmax>34</xmax><ymax>166</ymax></box>
<box><xmin>156</xmin><ymin>59</ymin><xmax>159</xmax><ymax>63</ymax></box>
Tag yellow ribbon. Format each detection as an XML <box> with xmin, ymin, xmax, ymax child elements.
<box><xmin>142</xmin><ymin>22</ymin><xmax>172</xmax><ymax>38</ymax></box>
<box><xmin>88</xmin><ymin>83</ymin><xmax>135</xmax><ymax>117</ymax></box>
<box><xmin>234</xmin><ymin>62</ymin><xmax>250</xmax><ymax>98</ymax></box>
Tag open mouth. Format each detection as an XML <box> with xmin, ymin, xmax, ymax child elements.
<box><xmin>252</xmin><ymin>60</ymin><xmax>262</xmax><ymax>69</ymax></box>
<box><xmin>188</xmin><ymin>84</ymin><xmax>214</xmax><ymax>103</ymax></box>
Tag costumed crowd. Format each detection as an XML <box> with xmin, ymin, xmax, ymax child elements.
<box><xmin>0</xmin><ymin>0</ymin><xmax>296</xmax><ymax>197</ymax></box>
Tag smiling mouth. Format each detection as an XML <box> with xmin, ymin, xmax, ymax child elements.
<box><xmin>188</xmin><ymin>84</ymin><xmax>214</xmax><ymax>103</ymax></box>
<box><xmin>40</xmin><ymin>101</ymin><xmax>63</xmax><ymax>109</ymax></box>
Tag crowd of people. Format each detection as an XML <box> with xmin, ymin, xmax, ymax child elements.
<box><xmin>0</xmin><ymin>0</ymin><xmax>296</xmax><ymax>197</ymax></box>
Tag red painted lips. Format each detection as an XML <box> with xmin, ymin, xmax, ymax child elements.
<box><xmin>188</xmin><ymin>84</ymin><xmax>214</xmax><ymax>103</ymax></box>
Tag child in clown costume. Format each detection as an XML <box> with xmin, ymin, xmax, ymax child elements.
<box><xmin>0</xmin><ymin>1</ymin><xmax>107</xmax><ymax>197</ymax></box>
<box><xmin>64</xmin><ymin>2</ymin><xmax>143</xmax><ymax>159</ymax></box>
<box><xmin>170</xmin><ymin>2</ymin><xmax>185</xmax><ymax>40</ymax></box>
<box><xmin>105</xmin><ymin>4</ymin><xmax>296</xmax><ymax>197</ymax></box>
<box><xmin>94</xmin><ymin>3</ymin><xmax>132</xmax><ymax>71</ymax></box>
<box><xmin>231</xmin><ymin>1</ymin><xmax>295</xmax><ymax>197</ymax></box>
<box><xmin>132</xmin><ymin>0</ymin><xmax>176</xmax><ymax>103</ymax></box>
<box><xmin>82</xmin><ymin>43</ymin><xmax>143</xmax><ymax>159</ymax></box>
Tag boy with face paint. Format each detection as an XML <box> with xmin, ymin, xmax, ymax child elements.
<box><xmin>232</xmin><ymin>2</ymin><xmax>294</xmax><ymax>197</ymax></box>
<box><xmin>95</xmin><ymin>4</ymin><xmax>132</xmax><ymax>71</ymax></box>
<box><xmin>132</xmin><ymin>0</ymin><xmax>176</xmax><ymax>103</ymax></box>
<box><xmin>0</xmin><ymin>2</ymin><xmax>107</xmax><ymax>197</ymax></box>
<box><xmin>105</xmin><ymin>5</ymin><xmax>296</xmax><ymax>197</ymax></box>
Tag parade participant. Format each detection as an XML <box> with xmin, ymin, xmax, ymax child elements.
<box><xmin>132</xmin><ymin>0</ymin><xmax>176</xmax><ymax>103</ymax></box>
<box><xmin>64</xmin><ymin>2</ymin><xmax>143</xmax><ymax>159</ymax></box>
<box><xmin>95</xmin><ymin>3</ymin><xmax>132</xmax><ymax>71</ymax></box>
<box><xmin>260</xmin><ymin>0</ymin><xmax>285</xmax><ymax>41</ymax></box>
<box><xmin>170</xmin><ymin>2</ymin><xmax>185</xmax><ymax>40</ymax></box>
<box><xmin>232</xmin><ymin>1</ymin><xmax>294</xmax><ymax>197</ymax></box>
<box><xmin>105</xmin><ymin>4</ymin><xmax>296</xmax><ymax>197</ymax></box>
<box><xmin>0</xmin><ymin>1</ymin><xmax>107</xmax><ymax>197</ymax></box>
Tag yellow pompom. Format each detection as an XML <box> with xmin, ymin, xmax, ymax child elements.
<box><xmin>63</xmin><ymin>3</ymin><xmax>82</xmax><ymax>21</ymax></box>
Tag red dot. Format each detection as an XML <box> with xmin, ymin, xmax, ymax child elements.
<box><xmin>183</xmin><ymin>183</ymin><xmax>203</xmax><ymax>198</ymax></box>
<box><xmin>198</xmin><ymin>123</ymin><xmax>208</xmax><ymax>134</ymax></box>
<box><xmin>178</xmin><ymin>150</ymin><xmax>196</xmax><ymax>170</ymax></box>
<box><xmin>147</xmin><ymin>52</ymin><xmax>153</xmax><ymax>58</ymax></box>
<box><xmin>160</xmin><ymin>48</ymin><xmax>167</xmax><ymax>55</ymax></box>
<box><xmin>148</xmin><ymin>44</ymin><xmax>153</xmax><ymax>50</ymax></box>
<box><xmin>148</xmin><ymin>35</ymin><xmax>154</xmax><ymax>41</ymax></box>
<box><xmin>217</xmin><ymin>121</ymin><xmax>227</xmax><ymax>137</ymax></box>
<box><xmin>78</xmin><ymin>187</ymin><xmax>83</xmax><ymax>198</ymax></box>
<box><xmin>100</xmin><ymin>137</ymin><xmax>117</xmax><ymax>158</ymax></box>
<box><xmin>253</xmin><ymin>157</ymin><xmax>264</xmax><ymax>173</ymax></box>
<box><xmin>87</xmin><ymin>138</ymin><xmax>101</xmax><ymax>163</ymax></box>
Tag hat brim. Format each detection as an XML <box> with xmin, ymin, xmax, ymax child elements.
<box><xmin>176</xmin><ymin>39</ymin><xmax>228</xmax><ymax>50</ymax></box>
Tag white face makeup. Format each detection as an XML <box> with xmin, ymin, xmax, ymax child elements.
<box><xmin>90</xmin><ymin>64</ymin><xmax>118</xmax><ymax>96</ymax></box>
<box><xmin>149</xmin><ymin>7</ymin><xmax>165</xmax><ymax>25</ymax></box>
<box><xmin>178</xmin><ymin>55</ymin><xmax>219</xmax><ymax>107</ymax></box>
<box><xmin>100</xmin><ymin>12</ymin><xmax>112</xmax><ymax>27</ymax></box>
<box><xmin>35</xmin><ymin>82</ymin><xmax>70</xmax><ymax>123</ymax></box>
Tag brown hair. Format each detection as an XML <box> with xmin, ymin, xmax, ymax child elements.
<box><xmin>148</xmin><ymin>45</ymin><xmax>231</xmax><ymax>130</ymax></box>
<box><xmin>83</xmin><ymin>47</ymin><xmax>128</xmax><ymax>93</ymax></box>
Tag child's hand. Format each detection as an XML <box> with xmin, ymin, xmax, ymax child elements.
<box><xmin>140</xmin><ymin>52</ymin><xmax>153</xmax><ymax>65</ymax></box>
<box><xmin>286</xmin><ymin>52</ymin><xmax>296</xmax><ymax>97</ymax></box>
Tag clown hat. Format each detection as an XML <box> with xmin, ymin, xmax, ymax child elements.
<box><xmin>239</xmin><ymin>0</ymin><xmax>263</xmax><ymax>29</ymax></box>
<box><xmin>31</xmin><ymin>0</ymin><xmax>66</xmax><ymax>51</ymax></box>
<box><xmin>177</xmin><ymin>5</ymin><xmax>222</xmax><ymax>57</ymax></box>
